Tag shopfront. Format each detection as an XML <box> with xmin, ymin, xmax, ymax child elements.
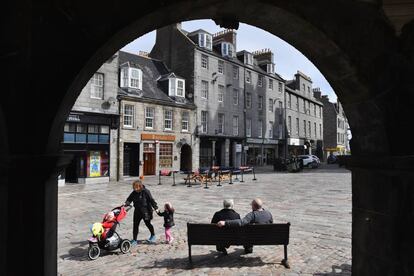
<box><xmin>61</xmin><ymin>112</ymin><xmax>117</xmax><ymax>184</ymax></box>
<box><xmin>141</xmin><ymin>133</ymin><xmax>175</xmax><ymax>176</ymax></box>
<box><xmin>246</xmin><ymin>138</ymin><xmax>278</xmax><ymax>166</ymax></box>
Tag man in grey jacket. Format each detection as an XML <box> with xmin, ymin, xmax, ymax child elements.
<box><xmin>216</xmin><ymin>198</ymin><xmax>273</xmax><ymax>254</ymax></box>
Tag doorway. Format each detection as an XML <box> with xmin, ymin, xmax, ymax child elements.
<box><xmin>123</xmin><ymin>143</ymin><xmax>140</xmax><ymax>176</ymax></box>
<box><xmin>180</xmin><ymin>144</ymin><xmax>192</xmax><ymax>172</ymax></box>
<box><xmin>143</xmin><ymin>143</ymin><xmax>156</xmax><ymax>175</ymax></box>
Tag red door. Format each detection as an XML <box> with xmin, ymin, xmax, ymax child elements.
<box><xmin>143</xmin><ymin>152</ymin><xmax>156</xmax><ymax>175</ymax></box>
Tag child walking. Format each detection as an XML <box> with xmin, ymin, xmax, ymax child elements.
<box><xmin>157</xmin><ymin>202</ymin><xmax>175</xmax><ymax>244</ymax></box>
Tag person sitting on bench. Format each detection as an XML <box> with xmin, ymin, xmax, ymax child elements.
<box><xmin>211</xmin><ymin>199</ymin><xmax>240</xmax><ymax>255</ymax></box>
<box><xmin>216</xmin><ymin>198</ymin><xmax>273</xmax><ymax>254</ymax></box>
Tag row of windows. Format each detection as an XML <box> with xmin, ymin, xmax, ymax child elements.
<box><xmin>245</xmin><ymin>119</ymin><xmax>280</xmax><ymax>139</ymax></box>
<box><xmin>201</xmin><ymin>55</ymin><xmax>283</xmax><ymax>90</ymax></box>
<box><xmin>214</xmin><ymin>114</ymin><xmax>240</xmax><ymax>136</ymax></box>
<box><xmin>337</xmin><ymin>132</ymin><xmax>346</xmax><ymax>144</ymax></box>
<box><xmin>286</xmin><ymin>116</ymin><xmax>323</xmax><ymax>139</ymax></box>
<box><xmin>286</xmin><ymin>93</ymin><xmax>322</xmax><ymax>118</ymax></box>
<box><xmin>63</xmin><ymin>123</ymin><xmax>110</xmax><ymax>144</ymax></box>
<box><xmin>337</xmin><ymin>118</ymin><xmax>346</xmax><ymax>129</ymax></box>
<box><xmin>123</xmin><ymin>105</ymin><xmax>190</xmax><ymax>132</ymax></box>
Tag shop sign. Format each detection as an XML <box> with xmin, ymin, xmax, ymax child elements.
<box><xmin>235</xmin><ymin>144</ymin><xmax>242</xmax><ymax>152</ymax></box>
<box><xmin>89</xmin><ymin>151</ymin><xmax>101</xmax><ymax>177</ymax></box>
<box><xmin>264</xmin><ymin>139</ymin><xmax>278</xmax><ymax>144</ymax></box>
<box><xmin>246</xmin><ymin>138</ymin><xmax>263</xmax><ymax>144</ymax></box>
<box><xmin>288</xmin><ymin>138</ymin><xmax>300</xmax><ymax>145</ymax></box>
<box><xmin>68</xmin><ymin>114</ymin><xmax>80</xmax><ymax>121</ymax></box>
<box><xmin>141</xmin><ymin>133</ymin><xmax>175</xmax><ymax>141</ymax></box>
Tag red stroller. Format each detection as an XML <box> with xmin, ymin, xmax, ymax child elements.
<box><xmin>88</xmin><ymin>205</ymin><xmax>131</xmax><ymax>260</ymax></box>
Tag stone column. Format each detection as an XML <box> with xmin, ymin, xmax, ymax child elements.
<box><xmin>347</xmin><ymin>156</ymin><xmax>414</xmax><ymax>275</ymax></box>
<box><xmin>211</xmin><ymin>140</ymin><xmax>216</xmax><ymax>166</ymax></box>
<box><xmin>224</xmin><ymin>139</ymin><xmax>230</xmax><ymax>167</ymax></box>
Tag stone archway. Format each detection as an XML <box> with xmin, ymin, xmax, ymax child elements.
<box><xmin>1</xmin><ymin>1</ymin><xmax>413</xmax><ymax>275</ymax></box>
<box><xmin>180</xmin><ymin>144</ymin><xmax>192</xmax><ymax>172</ymax></box>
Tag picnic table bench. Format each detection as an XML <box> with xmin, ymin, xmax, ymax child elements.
<box><xmin>187</xmin><ymin>223</ymin><xmax>291</xmax><ymax>268</ymax></box>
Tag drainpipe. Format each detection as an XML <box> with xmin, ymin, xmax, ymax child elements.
<box><xmin>117</xmin><ymin>96</ymin><xmax>121</xmax><ymax>181</ymax></box>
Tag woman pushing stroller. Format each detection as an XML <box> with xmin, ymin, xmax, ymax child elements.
<box><xmin>125</xmin><ymin>180</ymin><xmax>159</xmax><ymax>245</ymax></box>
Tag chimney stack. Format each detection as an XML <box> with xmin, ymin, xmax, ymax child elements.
<box><xmin>212</xmin><ymin>29</ymin><xmax>237</xmax><ymax>50</ymax></box>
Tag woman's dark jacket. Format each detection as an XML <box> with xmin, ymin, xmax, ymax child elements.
<box><xmin>125</xmin><ymin>186</ymin><xmax>158</xmax><ymax>220</ymax></box>
<box><xmin>157</xmin><ymin>210</ymin><xmax>175</xmax><ymax>228</ymax></box>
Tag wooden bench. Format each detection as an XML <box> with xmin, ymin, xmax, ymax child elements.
<box><xmin>187</xmin><ymin>223</ymin><xmax>291</xmax><ymax>268</ymax></box>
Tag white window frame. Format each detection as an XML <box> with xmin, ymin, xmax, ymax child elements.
<box><xmin>246</xmin><ymin>119</ymin><xmax>252</xmax><ymax>137</ymax></box>
<box><xmin>181</xmin><ymin>112</ymin><xmax>189</xmax><ymax>132</ymax></box>
<box><xmin>245</xmin><ymin>53</ymin><xmax>253</xmax><ymax>65</ymax></box>
<box><xmin>221</xmin><ymin>42</ymin><xmax>234</xmax><ymax>57</ymax></box>
<box><xmin>218</xmin><ymin>113</ymin><xmax>225</xmax><ymax>134</ymax></box>
<box><xmin>123</xmin><ymin>104</ymin><xmax>134</xmax><ymax>128</ymax></box>
<box><xmin>145</xmin><ymin>107</ymin><xmax>155</xmax><ymax>129</ymax></box>
<box><xmin>246</xmin><ymin>93</ymin><xmax>252</xmax><ymax>108</ymax></box>
<box><xmin>201</xmin><ymin>111</ymin><xmax>208</xmax><ymax>133</ymax></box>
<box><xmin>120</xmin><ymin>67</ymin><xmax>142</xmax><ymax>90</ymax></box>
<box><xmin>218</xmin><ymin>84</ymin><xmax>224</xmax><ymax>103</ymax></box>
<box><xmin>164</xmin><ymin>110</ymin><xmax>173</xmax><ymax>130</ymax></box>
<box><xmin>218</xmin><ymin>60</ymin><xmax>224</xmax><ymax>74</ymax></box>
<box><xmin>232</xmin><ymin>116</ymin><xmax>239</xmax><ymax>136</ymax></box>
<box><xmin>198</xmin><ymin>33</ymin><xmax>212</xmax><ymax>50</ymax></box>
<box><xmin>258</xmin><ymin>120</ymin><xmax>263</xmax><ymax>138</ymax></box>
<box><xmin>176</xmin><ymin>79</ymin><xmax>185</xmax><ymax>97</ymax></box>
<box><xmin>201</xmin><ymin>54</ymin><xmax>209</xmax><ymax>69</ymax></box>
<box><xmin>246</xmin><ymin>70</ymin><xmax>251</xmax><ymax>83</ymax></box>
<box><xmin>233</xmin><ymin>89</ymin><xmax>239</xmax><ymax>105</ymax></box>
<box><xmin>201</xmin><ymin>80</ymin><xmax>209</xmax><ymax>99</ymax></box>
<box><xmin>267</xmin><ymin>63</ymin><xmax>274</xmax><ymax>74</ymax></box>
<box><xmin>90</xmin><ymin>73</ymin><xmax>104</xmax><ymax>99</ymax></box>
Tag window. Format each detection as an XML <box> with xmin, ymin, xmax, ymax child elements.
<box><xmin>258</xmin><ymin>75</ymin><xmax>263</xmax><ymax>87</ymax></box>
<box><xmin>145</xmin><ymin>107</ymin><xmax>155</xmax><ymax>129</ymax></box>
<box><xmin>159</xmin><ymin>143</ymin><xmax>173</xmax><ymax>168</ymax></box>
<box><xmin>303</xmin><ymin>100</ymin><xmax>306</xmax><ymax>113</ymax></box>
<box><xmin>199</xmin><ymin>33</ymin><xmax>212</xmax><ymax>50</ymax></box>
<box><xmin>295</xmin><ymin>96</ymin><xmax>299</xmax><ymax>110</ymax></box>
<box><xmin>288</xmin><ymin>94</ymin><xmax>292</xmax><ymax>108</ymax></box>
<box><xmin>268</xmin><ymin>121</ymin><xmax>273</xmax><ymax>138</ymax></box>
<box><xmin>319</xmin><ymin>106</ymin><xmax>322</xmax><ymax>118</ymax></box>
<box><xmin>218</xmin><ymin>113</ymin><xmax>225</xmax><ymax>134</ymax></box>
<box><xmin>278</xmin><ymin>82</ymin><xmax>283</xmax><ymax>92</ymax></box>
<box><xmin>201</xmin><ymin>80</ymin><xmax>208</xmax><ymax>99</ymax></box>
<box><xmin>303</xmin><ymin>120</ymin><xmax>307</xmax><ymax>137</ymax></box>
<box><xmin>176</xmin><ymin>79</ymin><xmax>184</xmax><ymax>97</ymax></box>
<box><xmin>218</xmin><ymin>60</ymin><xmax>224</xmax><ymax>74</ymax></box>
<box><xmin>233</xmin><ymin>89</ymin><xmax>239</xmax><ymax>105</ymax></box>
<box><xmin>233</xmin><ymin>66</ymin><xmax>239</xmax><ymax>79</ymax></box>
<box><xmin>314</xmin><ymin>104</ymin><xmax>317</xmax><ymax>116</ymax></box>
<box><xmin>288</xmin><ymin>116</ymin><xmax>292</xmax><ymax>134</ymax></box>
<box><xmin>268</xmin><ymin>98</ymin><xmax>273</xmax><ymax>112</ymax></box>
<box><xmin>90</xmin><ymin>73</ymin><xmax>104</xmax><ymax>99</ymax></box>
<box><xmin>337</xmin><ymin>133</ymin><xmax>340</xmax><ymax>143</ymax></box>
<box><xmin>246</xmin><ymin>71</ymin><xmax>251</xmax><ymax>83</ymax></box>
<box><xmin>268</xmin><ymin>79</ymin><xmax>273</xmax><ymax>90</ymax></box>
<box><xmin>258</xmin><ymin>96</ymin><xmax>263</xmax><ymax>110</ymax></box>
<box><xmin>267</xmin><ymin>63</ymin><xmax>274</xmax><ymax>74</ymax></box>
<box><xmin>319</xmin><ymin>124</ymin><xmax>322</xmax><ymax>138</ymax></box>
<box><xmin>302</xmin><ymin>83</ymin><xmax>305</xmax><ymax>91</ymax></box>
<box><xmin>221</xmin><ymin>42</ymin><xmax>234</xmax><ymax>57</ymax></box>
<box><xmin>296</xmin><ymin>118</ymin><xmax>300</xmax><ymax>135</ymax></box>
<box><xmin>314</xmin><ymin>122</ymin><xmax>317</xmax><ymax>138</ymax></box>
<box><xmin>123</xmin><ymin>104</ymin><xmax>134</xmax><ymax>128</ymax></box>
<box><xmin>308</xmin><ymin>121</ymin><xmax>311</xmax><ymax>138</ymax></box>
<box><xmin>181</xmin><ymin>112</ymin><xmax>189</xmax><ymax>132</ymax></box>
<box><xmin>120</xmin><ymin>67</ymin><xmax>142</xmax><ymax>90</ymax></box>
<box><xmin>246</xmin><ymin>93</ymin><xmax>252</xmax><ymax>108</ymax></box>
<box><xmin>308</xmin><ymin>86</ymin><xmax>311</xmax><ymax>95</ymax></box>
<box><xmin>232</xmin><ymin>116</ymin><xmax>239</xmax><ymax>136</ymax></box>
<box><xmin>245</xmin><ymin>53</ymin><xmax>253</xmax><ymax>65</ymax></box>
<box><xmin>164</xmin><ymin>110</ymin><xmax>173</xmax><ymax>130</ymax></box>
<box><xmin>308</xmin><ymin>101</ymin><xmax>311</xmax><ymax>114</ymax></box>
<box><xmin>279</xmin><ymin>101</ymin><xmax>283</xmax><ymax>115</ymax></box>
<box><xmin>218</xmin><ymin>84</ymin><xmax>224</xmax><ymax>102</ymax></box>
<box><xmin>246</xmin><ymin>119</ymin><xmax>252</xmax><ymax>137</ymax></box>
<box><xmin>258</xmin><ymin>120</ymin><xmax>263</xmax><ymax>138</ymax></box>
<box><xmin>201</xmin><ymin>54</ymin><xmax>209</xmax><ymax>69</ymax></box>
<box><xmin>201</xmin><ymin>111</ymin><xmax>208</xmax><ymax>133</ymax></box>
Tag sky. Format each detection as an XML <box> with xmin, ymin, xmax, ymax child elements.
<box><xmin>122</xmin><ymin>19</ymin><xmax>337</xmax><ymax>101</ymax></box>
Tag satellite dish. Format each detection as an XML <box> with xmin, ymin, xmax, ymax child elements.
<box><xmin>106</xmin><ymin>97</ymin><xmax>116</xmax><ymax>105</ymax></box>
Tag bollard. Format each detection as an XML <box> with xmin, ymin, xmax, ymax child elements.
<box><xmin>252</xmin><ymin>167</ymin><xmax>257</xmax><ymax>181</ymax></box>
<box><xmin>172</xmin><ymin>171</ymin><xmax>176</xmax><ymax>186</ymax></box>
<box><xmin>204</xmin><ymin>173</ymin><xmax>209</xmax><ymax>189</ymax></box>
<box><xmin>187</xmin><ymin>171</ymin><xmax>192</xmax><ymax>188</ymax></box>
<box><xmin>217</xmin><ymin>171</ymin><xmax>222</xmax><ymax>187</ymax></box>
<box><xmin>229</xmin><ymin>171</ymin><xmax>233</xmax><ymax>184</ymax></box>
<box><xmin>158</xmin><ymin>170</ymin><xmax>162</xmax><ymax>185</ymax></box>
<box><xmin>240</xmin><ymin>169</ymin><xmax>244</xmax><ymax>183</ymax></box>
<box><xmin>234</xmin><ymin>170</ymin><xmax>239</xmax><ymax>181</ymax></box>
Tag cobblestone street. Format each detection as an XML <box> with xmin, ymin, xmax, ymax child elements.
<box><xmin>58</xmin><ymin>165</ymin><xmax>351</xmax><ymax>276</ymax></box>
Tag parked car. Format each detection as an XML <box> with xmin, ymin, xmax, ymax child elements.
<box><xmin>327</xmin><ymin>154</ymin><xmax>338</xmax><ymax>164</ymax></box>
<box><xmin>297</xmin><ymin>155</ymin><xmax>319</xmax><ymax>168</ymax></box>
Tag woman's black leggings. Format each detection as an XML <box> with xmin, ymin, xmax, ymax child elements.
<box><xmin>133</xmin><ymin>210</ymin><xmax>155</xmax><ymax>240</ymax></box>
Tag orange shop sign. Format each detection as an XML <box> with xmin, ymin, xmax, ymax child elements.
<box><xmin>141</xmin><ymin>133</ymin><xmax>175</xmax><ymax>141</ymax></box>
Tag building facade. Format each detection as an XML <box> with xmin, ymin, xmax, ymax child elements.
<box><xmin>283</xmin><ymin>71</ymin><xmax>324</xmax><ymax>159</ymax></box>
<box><xmin>150</xmin><ymin>24</ymin><xmax>285</xmax><ymax>168</ymax></box>
<box><xmin>61</xmin><ymin>55</ymin><xmax>119</xmax><ymax>184</ymax></box>
<box><xmin>314</xmin><ymin>89</ymin><xmax>349</xmax><ymax>157</ymax></box>
<box><xmin>117</xmin><ymin>51</ymin><xmax>196</xmax><ymax>178</ymax></box>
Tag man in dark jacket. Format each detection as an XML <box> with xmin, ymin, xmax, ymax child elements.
<box><xmin>211</xmin><ymin>199</ymin><xmax>240</xmax><ymax>254</ymax></box>
<box><xmin>217</xmin><ymin>198</ymin><xmax>273</xmax><ymax>254</ymax></box>
<box><xmin>125</xmin><ymin>181</ymin><xmax>159</xmax><ymax>245</ymax></box>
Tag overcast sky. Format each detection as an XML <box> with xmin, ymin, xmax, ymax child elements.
<box><xmin>122</xmin><ymin>19</ymin><xmax>337</xmax><ymax>101</ymax></box>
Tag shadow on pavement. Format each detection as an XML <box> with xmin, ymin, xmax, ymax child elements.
<box><xmin>313</xmin><ymin>263</ymin><xmax>352</xmax><ymax>276</ymax></box>
<box><xmin>141</xmin><ymin>249</ymin><xmax>282</xmax><ymax>270</ymax></box>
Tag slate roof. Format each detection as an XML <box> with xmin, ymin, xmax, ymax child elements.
<box><xmin>118</xmin><ymin>51</ymin><xmax>195</xmax><ymax>108</ymax></box>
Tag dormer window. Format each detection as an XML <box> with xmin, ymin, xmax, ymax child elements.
<box><xmin>199</xmin><ymin>33</ymin><xmax>212</xmax><ymax>50</ymax></box>
<box><xmin>245</xmin><ymin>53</ymin><xmax>253</xmax><ymax>65</ymax></box>
<box><xmin>120</xmin><ymin>67</ymin><xmax>142</xmax><ymax>90</ymax></box>
<box><xmin>221</xmin><ymin>42</ymin><xmax>234</xmax><ymax>57</ymax></box>
<box><xmin>169</xmin><ymin>78</ymin><xmax>186</xmax><ymax>97</ymax></box>
<box><xmin>267</xmin><ymin>63</ymin><xmax>275</xmax><ymax>74</ymax></box>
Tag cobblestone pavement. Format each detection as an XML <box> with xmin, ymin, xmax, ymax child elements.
<box><xmin>58</xmin><ymin>165</ymin><xmax>351</xmax><ymax>276</ymax></box>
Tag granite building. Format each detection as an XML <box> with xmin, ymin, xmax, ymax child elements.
<box><xmin>117</xmin><ymin>51</ymin><xmax>196</xmax><ymax>178</ymax></box>
<box><xmin>150</xmin><ymin>24</ymin><xmax>285</xmax><ymax>167</ymax></box>
<box><xmin>314</xmin><ymin>89</ymin><xmax>349</xmax><ymax>157</ymax></box>
<box><xmin>283</xmin><ymin>71</ymin><xmax>324</xmax><ymax>159</ymax></box>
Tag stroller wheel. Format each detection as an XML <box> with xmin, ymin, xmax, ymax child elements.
<box><xmin>88</xmin><ymin>245</ymin><xmax>100</xmax><ymax>260</ymax></box>
<box><xmin>120</xmin><ymin>239</ymin><xmax>131</xmax><ymax>254</ymax></box>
